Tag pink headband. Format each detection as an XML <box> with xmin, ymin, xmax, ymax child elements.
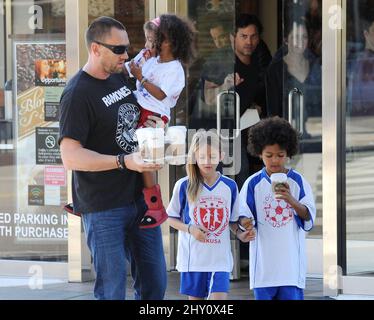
<box><xmin>151</xmin><ymin>17</ymin><xmax>161</xmax><ymax>27</ymax></box>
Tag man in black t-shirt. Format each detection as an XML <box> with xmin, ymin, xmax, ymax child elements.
<box><xmin>59</xmin><ymin>17</ymin><xmax>166</xmax><ymax>300</ymax></box>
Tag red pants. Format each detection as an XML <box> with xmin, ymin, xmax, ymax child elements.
<box><xmin>137</xmin><ymin>108</ymin><xmax>169</xmax><ymax>128</ymax></box>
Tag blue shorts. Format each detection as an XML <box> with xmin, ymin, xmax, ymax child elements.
<box><xmin>254</xmin><ymin>286</ymin><xmax>304</xmax><ymax>300</ymax></box>
<box><xmin>180</xmin><ymin>272</ymin><xmax>230</xmax><ymax>298</ymax></box>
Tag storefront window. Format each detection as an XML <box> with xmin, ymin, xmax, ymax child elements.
<box><xmin>0</xmin><ymin>0</ymin><xmax>149</xmax><ymax>264</ymax></box>
<box><xmin>0</xmin><ymin>0</ymin><xmax>67</xmax><ymax>262</ymax></box>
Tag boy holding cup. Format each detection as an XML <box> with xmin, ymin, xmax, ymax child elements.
<box><xmin>239</xmin><ymin>117</ymin><xmax>316</xmax><ymax>300</ymax></box>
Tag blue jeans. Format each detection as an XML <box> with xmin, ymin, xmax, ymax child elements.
<box><xmin>82</xmin><ymin>199</ymin><xmax>167</xmax><ymax>300</ymax></box>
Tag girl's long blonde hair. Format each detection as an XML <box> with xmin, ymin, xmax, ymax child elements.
<box><xmin>186</xmin><ymin>130</ymin><xmax>221</xmax><ymax>203</ymax></box>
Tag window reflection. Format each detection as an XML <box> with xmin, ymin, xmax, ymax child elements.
<box><xmin>348</xmin><ymin>4</ymin><xmax>374</xmax><ymax>116</ymax></box>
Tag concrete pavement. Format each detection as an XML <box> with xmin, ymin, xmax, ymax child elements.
<box><xmin>0</xmin><ymin>272</ymin><xmax>328</xmax><ymax>300</ymax></box>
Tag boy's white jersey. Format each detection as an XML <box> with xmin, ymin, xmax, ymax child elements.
<box><xmin>239</xmin><ymin>168</ymin><xmax>316</xmax><ymax>290</ymax></box>
<box><xmin>125</xmin><ymin>52</ymin><xmax>185</xmax><ymax>119</ymax></box>
<box><xmin>167</xmin><ymin>174</ymin><xmax>250</xmax><ymax>272</ymax></box>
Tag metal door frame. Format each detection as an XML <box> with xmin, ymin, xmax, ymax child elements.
<box><xmin>339</xmin><ymin>0</ymin><xmax>374</xmax><ymax>296</ymax></box>
<box><xmin>322</xmin><ymin>0</ymin><xmax>344</xmax><ymax>297</ymax></box>
<box><xmin>165</xmin><ymin>0</ymin><xmax>241</xmax><ymax>279</ymax></box>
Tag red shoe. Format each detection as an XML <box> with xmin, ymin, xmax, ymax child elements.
<box><xmin>64</xmin><ymin>203</ymin><xmax>81</xmax><ymax>217</ymax></box>
<box><xmin>140</xmin><ymin>184</ymin><xmax>168</xmax><ymax>229</ymax></box>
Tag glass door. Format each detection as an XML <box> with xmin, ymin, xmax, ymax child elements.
<box><xmin>170</xmin><ymin>0</ymin><xmax>242</xmax><ymax>277</ymax></box>
<box><xmin>343</xmin><ymin>0</ymin><xmax>374</xmax><ymax>294</ymax></box>
<box><xmin>179</xmin><ymin>0</ymin><xmax>238</xmax><ymax>169</ymax></box>
<box><xmin>168</xmin><ymin>0</ymin><xmax>324</xmax><ymax>278</ymax></box>
<box><xmin>268</xmin><ymin>0</ymin><xmax>323</xmax><ymax>275</ymax></box>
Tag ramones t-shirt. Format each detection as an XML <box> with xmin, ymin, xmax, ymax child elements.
<box><xmin>59</xmin><ymin>70</ymin><xmax>143</xmax><ymax>214</ymax></box>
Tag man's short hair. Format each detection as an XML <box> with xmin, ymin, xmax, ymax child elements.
<box><xmin>85</xmin><ymin>16</ymin><xmax>126</xmax><ymax>48</ymax></box>
<box><xmin>234</xmin><ymin>14</ymin><xmax>263</xmax><ymax>35</ymax></box>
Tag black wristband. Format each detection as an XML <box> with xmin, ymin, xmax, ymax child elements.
<box><xmin>120</xmin><ymin>154</ymin><xmax>126</xmax><ymax>170</ymax></box>
<box><xmin>117</xmin><ymin>154</ymin><xmax>126</xmax><ymax>171</ymax></box>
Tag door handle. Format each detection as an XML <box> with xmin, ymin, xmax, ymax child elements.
<box><xmin>216</xmin><ymin>90</ymin><xmax>240</xmax><ymax>140</ymax></box>
<box><xmin>288</xmin><ymin>88</ymin><xmax>304</xmax><ymax>135</ymax></box>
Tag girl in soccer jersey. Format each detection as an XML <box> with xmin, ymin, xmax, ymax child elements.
<box><xmin>240</xmin><ymin>117</ymin><xmax>316</xmax><ymax>300</ymax></box>
<box><xmin>167</xmin><ymin>131</ymin><xmax>255</xmax><ymax>300</ymax></box>
<box><xmin>124</xmin><ymin>14</ymin><xmax>196</xmax><ymax>229</ymax></box>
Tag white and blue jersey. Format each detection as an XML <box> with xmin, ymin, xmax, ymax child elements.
<box><xmin>239</xmin><ymin>168</ymin><xmax>316</xmax><ymax>290</ymax></box>
<box><xmin>167</xmin><ymin>173</ymin><xmax>250</xmax><ymax>273</ymax></box>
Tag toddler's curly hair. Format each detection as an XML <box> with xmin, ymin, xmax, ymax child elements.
<box><xmin>156</xmin><ymin>14</ymin><xmax>196</xmax><ymax>65</ymax></box>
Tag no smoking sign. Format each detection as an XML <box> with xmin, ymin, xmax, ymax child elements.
<box><xmin>35</xmin><ymin>127</ymin><xmax>62</xmax><ymax>164</ymax></box>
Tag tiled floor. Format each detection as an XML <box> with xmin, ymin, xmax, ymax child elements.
<box><xmin>0</xmin><ymin>272</ymin><xmax>328</xmax><ymax>300</ymax></box>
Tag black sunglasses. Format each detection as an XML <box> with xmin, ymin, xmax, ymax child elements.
<box><xmin>94</xmin><ymin>40</ymin><xmax>129</xmax><ymax>55</ymax></box>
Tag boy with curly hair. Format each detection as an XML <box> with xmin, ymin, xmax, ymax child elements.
<box><xmin>239</xmin><ymin>116</ymin><xmax>316</xmax><ymax>300</ymax></box>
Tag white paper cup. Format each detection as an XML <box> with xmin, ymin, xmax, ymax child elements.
<box><xmin>165</xmin><ymin>126</ymin><xmax>187</xmax><ymax>165</ymax></box>
<box><xmin>135</xmin><ymin>127</ymin><xmax>165</xmax><ymax>164</ymax></box>
<box><xmin>270</xmin><ymin>173</ymin><xmax>288</xmax><ymax>194</ymax></box>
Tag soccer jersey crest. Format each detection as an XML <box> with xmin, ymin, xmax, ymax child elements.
<box><xmin>263</xmin><ymin>195</ymin><xmax>293</xmax><ymax>228</ymax></box>
<box><xmin>193</xmin><ymin>196</ymin><xmax>229</xmax><ymax>237</ymax></box>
